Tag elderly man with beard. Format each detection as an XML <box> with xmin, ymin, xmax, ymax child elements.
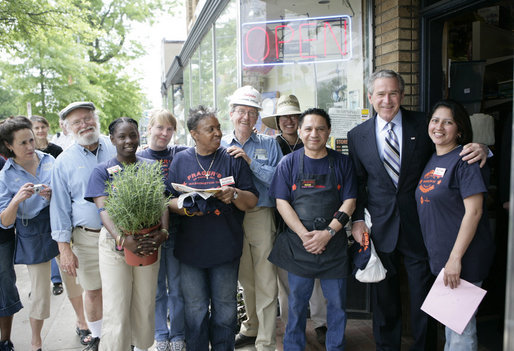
<box><xmin>50</xmin><ymin>102</ymin><xmax>116</xmax><ymax>351</ymax></box>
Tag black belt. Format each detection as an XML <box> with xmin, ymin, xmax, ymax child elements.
<box><xmin>76</xmin><ymin>226</ymin><xmax>101</xmax><ymax>233</ymax></box>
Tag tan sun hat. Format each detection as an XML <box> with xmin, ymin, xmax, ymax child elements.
<box><xmin>261</xmin><ymin>94</ymin><xmax>301</xmax><ymax>130</ymax></box>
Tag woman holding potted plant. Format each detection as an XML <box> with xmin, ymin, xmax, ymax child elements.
<box><xmin>167</xmin><ymin>106</ymin><xmax>258</xmax><ymax>351</ymax></box>
<box><xmin>85</xmin><ymin>117</ymin><xmax>168</xmax><ymax>351</ymax></box>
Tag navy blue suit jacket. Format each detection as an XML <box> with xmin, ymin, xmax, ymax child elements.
<box><xmin>348</xmin><ymin>108</ymin><xmax>433</xmax><ymax>258</ymax></box>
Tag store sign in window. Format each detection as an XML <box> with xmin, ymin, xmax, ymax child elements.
<box><xmin>242</xmin><ymin>15</ymin><xmax>352</xmax><ymax>67</ymax></box>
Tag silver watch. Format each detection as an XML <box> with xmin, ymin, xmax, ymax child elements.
<box><xmin>232</xmin><ymin>189</ymin><xmax>239</xmax><ymax>200</ymax></box>
<box><xmin>326</xmin><ymin>226</ymin><xmax>336</xmax><ymax>236</ymax></box>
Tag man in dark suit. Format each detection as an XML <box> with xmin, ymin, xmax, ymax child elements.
<box><xmin>347</xmin><ymin>70</ymin><xmax>487</xmax><ymax>350</ymax></box>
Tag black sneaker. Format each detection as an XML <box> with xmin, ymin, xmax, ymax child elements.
<box><xmin>234</xmin><ymin>333</ymin><xmax>256</xmax><ymax>348</ymax></box>
<box><xmin>315</xmin><ymin>326</ymin><xmax>327</xmax><ymax>344</ymax></box>
<box><xmin>82</xmin><ymin>337</ymin><xmax>100</xmax><ymax>351</ymax></box>
<box><xmin>0</xmin><ymin>340</ymin><xmax>15</xmax><ymax>351</ymax></box>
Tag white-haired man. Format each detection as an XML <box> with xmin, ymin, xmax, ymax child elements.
<box><xmin>50</xmin><ymin>102</ymin><xmax>116</xmax><ymax>351</ymax></box>
<box><xmin>222</xmin><ymin>86</ymin><xmax>283</xmax><ymax>351</ymax></box>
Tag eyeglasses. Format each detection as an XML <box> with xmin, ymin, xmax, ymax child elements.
<box><xmin>69</xmin><ymin>115</ymin><xmax>94</xmax><ymax>128</ymax></box>
<box><xmin>234</xmin><ymin>108</ymin><xmax>258</xmax><ymax>119</ymax></box>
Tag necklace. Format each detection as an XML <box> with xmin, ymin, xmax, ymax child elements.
<box><xmin>279</xmin><ymin>134</ymin><xmax>300</xmax><ymax>153</ymax></box>
<box><xmin>195</xmin><ymin>147</ymin><xmax>218</xmax><ymax>179</ymax></box>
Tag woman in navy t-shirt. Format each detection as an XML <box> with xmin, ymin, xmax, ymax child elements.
<box><xmin>137</xmin><ymin>109</ymin><xmax>187</xmax><ymax>350</ymax></box>
<box><xmin>167</xmin><ymin>105</ymin><xmax>258</xmax><ymax>351</ymax></box>
<box><xmin>85</xmin><ymin>117</ymin><xmax>168</xmax><ymax>351</ymax></box>
<box><xmin>415</xmin><ymin>100</ymin><xmax>494</xmax><ymax>350</ymax></box>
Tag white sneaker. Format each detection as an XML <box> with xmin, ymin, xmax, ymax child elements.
<box><xmin>170</xmin><ymin>340</ymin><xmax>185</xmax><ymax>351</ymax></box>
<box><xmin>154</xmin><ymin>340</ymin><xmax>170</xmax><ymax>351</ymax></box>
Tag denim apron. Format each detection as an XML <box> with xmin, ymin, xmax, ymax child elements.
<box><xmin>269</xmin><ymin>150</ymin><xmax>348</xmax><ymax>279</ymax></box>
<box><xmin>14</xmin><ymin>206</ymin><xmax>59</xmax><ymax>264</ymax></box>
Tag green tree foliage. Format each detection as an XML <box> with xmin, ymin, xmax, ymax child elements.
<box><xmin>0</xmin><ymin>0</ymin><xmax>176</xmax><ymax>132</ymax></box>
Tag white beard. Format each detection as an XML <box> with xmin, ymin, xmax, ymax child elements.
<box><xmin>71</xmin><ymin>124</ymin><xmax>101</xmax><ymax>146</ymax></box>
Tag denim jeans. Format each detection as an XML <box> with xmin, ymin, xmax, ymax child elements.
<box><xmin>155</xmin><ymin>234</ymin><xmax>185</xmax><ymax>342</ymax></box>
<box><xmin>444</xmin><ymin>281</ymin><xmax>482</xmax><ymax>351</ymax></box>
<box><xmin>285</xmin><ymin>272</ymin><xmax>347</xmax><ymax>351</ymax></box>
<box><xmin>180</xmin><ymin>259</ymin><xmax>239</xmax><ymax>351</ymax></box>
<box><xmin>0</xmin><ymin>238</ymin><xmax>23</xmax><ymax>317</ymax></box>
<box><xmin>50</xmin><ymin>258</ymin><xmax>62</xmax><ymax>284</ymax></box>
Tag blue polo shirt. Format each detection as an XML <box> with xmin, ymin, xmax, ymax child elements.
<box><xmin>221</xmin><ymin>131</ymin><xmax>282</xmax><ymax>208</ymax></box>
<box><xmin>50</xmin><ymin>135</ymin><xmax>116</xmax><ymax>243</ymax></box>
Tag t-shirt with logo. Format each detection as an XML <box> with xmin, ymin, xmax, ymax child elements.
<box><xmin>269</xmin><ymin>148</ymin><xmax>357</xmax><ymax>203</ymax></box>
<box><xmin>415</xmin><ymin>146</ymin><xmax>494</xmax><ymax>282</ymax></box>
<box><xmin>168</xmin><ymin>146</ymin><xmax>258</xmax><ymax>268</ymax></box>
<box><xmin>137</xmin><ymin>145</ymin><xmax>188</xmax><ymax>184</ymax></box>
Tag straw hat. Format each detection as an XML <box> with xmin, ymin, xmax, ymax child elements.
<box><xmin>261</xmin><ymin>94</ymin><xmax>301</xmax><ymax>130</ymax></box>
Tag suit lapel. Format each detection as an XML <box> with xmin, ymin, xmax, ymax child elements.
<box><xmin>399</xmin><ymin>109</ymin><xmax>419</xmax><ymax>186</ymax></box>
<box><xmin>364</xmin><ymin>115</ymin><xmax>397</xmax><ymax>189</ymax></box>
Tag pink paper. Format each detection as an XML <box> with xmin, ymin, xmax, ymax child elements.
<box><xmin>421</xmin><ymin>268</ymin><xmax>487</xmax><ymax>334</ymax></box>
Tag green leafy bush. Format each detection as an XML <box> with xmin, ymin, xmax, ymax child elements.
<box><xmin>104</xmin><ymin>161</ymin><xmax>170</xmax><ymax>235</ymax></box>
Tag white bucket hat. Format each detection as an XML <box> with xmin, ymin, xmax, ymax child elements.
<box><xmin>262</xmin><ymin>94</ymin><xmax>301</xmax><ymax>130</ymax></box>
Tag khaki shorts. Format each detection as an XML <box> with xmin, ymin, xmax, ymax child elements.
<box><xmin>27</xmin><ymin>261</ymin><xmax>51</xmax><ymax>320</ymax></box>
<box><xmin>55</xmin><ymin>256</ymin><xmax>84</xmax><ymax>298</ymax></box>
<box><xmin>72</xmin><ymin>227</ymin><xmax>101</xmax><ymax>291</ymax></box>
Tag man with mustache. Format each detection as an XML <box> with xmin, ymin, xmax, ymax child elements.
<box><xmin>50</xmin><ymin>102</ymin><xmax>116</xmax><ymax>351</ymax></box>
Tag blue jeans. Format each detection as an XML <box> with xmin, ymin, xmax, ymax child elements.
<box><xmin>444</xmin><ymin>281</ymin><xmax>482</xmax><ymax>351</ymax></box>
<box><xmin>155</xmin><ymin>234</ymin><xmax>185</xmax><ymax>342</ymax></box>
<box><xmin>285</xmin><ymin>272</ymin><xmax>347</xmax><ymax>351</ymax></box>
<box><xmin>180</xmin><ymin>259</ymin><xmax>239</xmax><ymax>351</ymax></box>
<box><xmin>0</xmin><ymin>238</ymin><xmax>23</xmax><ymax>317</ymax></box>
<box><xmin>50</xmin><ymin>258</ymin><xmax>62</xmax><ymax>284</ymax></box>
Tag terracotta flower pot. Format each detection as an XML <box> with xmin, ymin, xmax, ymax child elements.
<box><xmin>124</xmin><ymin>223</ymin><xmax>160</xmax><ymax>267</ymax></box>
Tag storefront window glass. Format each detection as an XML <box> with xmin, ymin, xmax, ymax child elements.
<box><xmin>199</xmin><ymin>28</ymin><xmax>214</xmax><ymax>107</ymax></box>
<box><xmin>240</xmin><ymin>0</ymin><xmax>370</xmax><ymax>153</ymax></box>
<box><xmin>172</xmin><ymin>84</ymin><xmax>188</xmax><ymax>145</ymax></box>
<box><xmin>215</xmin><ymin>0</ymin><xmax>238</xmax><ymax>132</ymax></box>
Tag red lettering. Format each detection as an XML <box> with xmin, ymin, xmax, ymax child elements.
<box><xmin>274</xmin><ymin>25</ymin><xmax>294</xmax><ymax>59</ymax></box>
<box><xmin>245</xmin><ymin>26</ymin><xmax>269</xmax><ymax>62</ymax></box>
<box><xmin>299</xmin><ymin>23</ymin><xmax>316</xmax><ymax>59</ymax></box>
<box><xmin>324</xmin><ymin>21</ymin><xmax>347</xmax><ymax>56</ymax></box>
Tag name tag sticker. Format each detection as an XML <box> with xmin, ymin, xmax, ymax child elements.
<box><xmin>434</xmin><ymin>167</ymin><xmax>446</xmax><ymax>177</ymax></box>
<box><xmin>220</xmin><ymin>176</ymin><xmax>235</xmax><ymax>186</ymax></box>
<box><xmin>254</xmin><ymin>148</ymin><xmax>268</xmax><ymax>160</ymax></box>
<box><xmin>301</xmin><ymin>179</ymin><xmax>316</xmax><ymax>189</ymax></box>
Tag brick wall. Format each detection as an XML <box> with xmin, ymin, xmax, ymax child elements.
<box><xmin>374</xmin><ymin>0</ymin><xmax>421</xmax><ymax>110</ymax></box>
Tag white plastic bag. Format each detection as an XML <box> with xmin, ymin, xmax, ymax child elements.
<box><xmin>355</xmin><ymin>239</ymin><xmax>387</xmax><ymax>283</ymax></box>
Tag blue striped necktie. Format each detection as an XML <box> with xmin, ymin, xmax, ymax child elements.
<box><xmin>383</xmin><ymin>122</ymin><xmax>400</xmax><ymax>187</ymax></box>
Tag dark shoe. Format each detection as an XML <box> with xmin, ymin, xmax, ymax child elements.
<box><xmin>82</xmin><ymin>337</ymin><xmax>100</xmax><ymax>351</ymax></box>
<box><xmin>234</xmin><ymin>334</ymin><xmax>256</xmax><ymax>348</ymax></box>
<box><xmin>0</xmin><ymin>340</ymin><xmax>15</xmax><ymax>351</ymax></box>
<box><xmin>76</xmin><ymin>327</ymin><xmax>92</xmax><ymax>346</ymax></box>
<box><xmin>52</xmin><ymin>282</ymin><xmax>64</xmax><ymax>296</ymax></box>
<box><xmin>315</xmin><ymin>326</ymin><xmax>327</xmax><ymax>344</ymax></box>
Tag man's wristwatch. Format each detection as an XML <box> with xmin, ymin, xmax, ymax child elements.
<box><xmin>326</xmin><ymin>226</ymin><xmax>336</xmax><ymax>237</ymax></box>
<box><xmin>232</xmin><ymin>189</ymin><xmax>239</xmax><ymax>200</ymax></box>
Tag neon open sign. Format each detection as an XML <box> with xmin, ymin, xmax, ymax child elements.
<box><xmin>242</xmin><ymin>15</ymin><xmax>352</xmax><ymax>67</ymax></box>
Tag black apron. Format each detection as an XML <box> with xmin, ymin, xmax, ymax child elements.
<box><xmin>269</xmin><ymin>150</ymin><xmax>348</xmax><ymax>279</ymax></box>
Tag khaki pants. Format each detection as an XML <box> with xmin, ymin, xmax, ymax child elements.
<box><xmin>98</xmin><ymin>228</ymin><xmax>160</xmax><ymax>351</ymax></box>
<box><xmin>72</xmin><ymin>227</ymin><xmax>101</xmax><ymax>291</ymax></box>
<box><xmin>27</xmin><ymin>261</ymin><xmax>51</xmax><ymax>320</ymax></box>
<box><xmin>239</xmin><ymin>207</ymin><xmax>278</xmax><ymax>351</ymax></box>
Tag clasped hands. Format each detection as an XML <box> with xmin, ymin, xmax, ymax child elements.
<box><xmin>299</xmin><ymin>230</ymin><xmax>331</xmax><ymax>255</ymax></box>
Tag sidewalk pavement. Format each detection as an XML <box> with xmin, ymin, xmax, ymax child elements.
<box><xmin>11</xmin><ymin>262</ymin><xmax>376</xmax><ymax>351</ymax></box>
<box><xmin>12</xmin><ymin>265</ymin><xmax>83</xmax><ymax>351</ymax></box>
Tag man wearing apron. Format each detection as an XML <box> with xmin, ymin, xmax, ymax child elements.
<box><xmin>269</xmin><ymin>108</ymin><xmax>357</xmax><ymax>350</ymax></box>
